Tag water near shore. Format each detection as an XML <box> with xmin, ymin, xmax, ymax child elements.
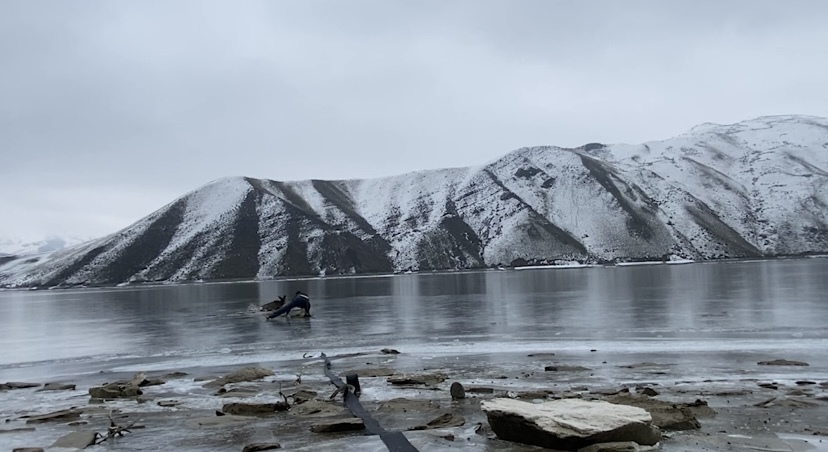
<box><xmin>1</xmin><ymin>258</ymin><xmax>827</xmax><ymax>451</ymax></box>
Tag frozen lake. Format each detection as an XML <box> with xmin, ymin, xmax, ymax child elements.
<box><xmin>1</xmin><ymin>257</ymin><xmax>827</xmax><ymax>451</ymax></box>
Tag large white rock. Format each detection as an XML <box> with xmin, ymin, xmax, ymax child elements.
<box><xmin>481</xmin><ymin>398</ymin><xmax>661</xmax><ymax>450</ymax></box>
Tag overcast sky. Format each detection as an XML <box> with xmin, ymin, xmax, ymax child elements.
<box><xmin>1</xmin><ymin>1</ymin><xmax>826</xmax><ymax>240</ymax></box>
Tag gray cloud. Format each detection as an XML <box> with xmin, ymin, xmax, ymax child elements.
<box><xmin>1</xmin><ymin>0</ymin><xmax>827</xmax><ymax>239</ymax></box>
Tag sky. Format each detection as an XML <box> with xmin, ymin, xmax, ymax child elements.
<box><xmin>1</xmin><ymin>0</ymin><xmax>827</xmax><ymax>241</ymax></box>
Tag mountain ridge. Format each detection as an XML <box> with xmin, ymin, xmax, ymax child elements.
<box><xmin>2</xmin><ymin>114</ymin><xmax>827</xmax><ymax>287</ymax></box>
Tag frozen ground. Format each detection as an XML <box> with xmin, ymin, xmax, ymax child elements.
<box><xmin>1</xmin><ymin>258</ymin><xmax>827</xmax><ymax>451</ymax></box>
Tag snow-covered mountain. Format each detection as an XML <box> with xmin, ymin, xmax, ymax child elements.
<box><xmin>2</xmin><ymin>115</ymin><xmax>827</xmax><ymax>287</ymax></box>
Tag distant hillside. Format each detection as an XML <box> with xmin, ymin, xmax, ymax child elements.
<box><xmin>2</xmin><ymin>115</ymin><xmax>827</xmax><ymax>287</ymax></box>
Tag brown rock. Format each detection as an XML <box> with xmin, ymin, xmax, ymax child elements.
<box><xmin>310</xmin><ymin>417</ymin><xmax>365</xmax><ymax>433</ymax></box>
<box><xmin>603</xmin><ymin>394</ymin><xmax>701</xmax><ymax>430</ymax></box>
<box><xmin>204</xmin><ymin>366</ymin><xmax>275</xmax><ymax>388</ymax></box>
<box><xmin>516</xmin><ymin>390</ymin><xmax>553</xmax><ymax>400</ymax></box>
<box><xmin>12</xmin><ymin>448</ymin><xmax>44</xmax><ymax>452</ymax></box>
<box><xmin>387</xmin><ymin>373</ymin><xmax>446</xmax><ymax>386</ymax></box>
<box><xmin>242</xmin><ymin>443</ymin><xmax>282</xmax><ymax>452</ymax></box>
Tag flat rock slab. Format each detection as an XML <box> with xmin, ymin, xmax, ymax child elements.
<box><xmin>481</xmin><ymin>398</ymin><xmax>661</xmax><ymax>450</ymax></box>
<box><xmin>408</xmin><ymin>413</ymin><xmax>465</xmax><ymax>431</ymax></box>
<box><xmin>192</xmin><ymin>414</ymin><xmax>256</xmax><ymax>427</ymax></box>
<box><xmin>157</xmin><ymin>400</ymin><xmax>183</xmax><ymax>407</ymax></box>
<box><xmin>377</xmin><ymin>398</ymin><xmax>441</xmax><ymax>413</ymax></box>
<box><xmin>1</xmin><ymin>382</ymin><xmax>41</xmax><ymax>390</ymax></box>
<box><xmin>50</xmin><ymin>430</ymin><xmax>97</xmax><ymax>449</ymax></box>
<box><xmin>578</xmin><ymin>441</ymin><xmax>641</xmax><ymax>452</ymax></box>
<box><xmin>222</xmin><ymin>402</ymin><xmax>290</xmax><ymax>416</ymax></box>
<box><xmin>603</xmin><ymin>394</ymin><xmax>702</xmax><ymax>430</ymax></box>
<box><xmin>24</xmin><ymin>408</ymin><xmax>83</xmax><ymax>424</ymax></box>
<box><xmin>290</xmin><ymin>399</ymin><xmax>349</xmax><ymax>417</ymax></box>
<box><xmin>204</xmin><ymin>366</ymin><xmax>275</xmax><ymax>388</ymax></box>
<box><xmin>242</xmin><ymin>443</ymin><xmax>282</xmax><ymax>452</ymax></box>
<box><xmin>387</xmin><ymin>373</ymin><xmax>446</xmax><ymax>386</ymax></box>
<box><xmin>37</xmin><ymin>383</ymin><xmax>76</xmax><ymax>391</ymax></box>
<box><xmin>348</xmin><ymin>367</ymin><xmax>395</xmax><ymax>377</ymax></box>
<box><xmin>545</xmin><ymin>365</ymin><xmax>592</xmax><ymax>372</ymax></box>
<box><xmin>215</xmin><ymin>387</ymin><xmax>260</xmax><ymax>398</ymax></box>
<box><xmin>1</xmin><ymin>427</ymin><xmax>36</xmax><ymax>434</ymax></box>
<box><xmin>310</xmin><ymin>417</ymin><xmax>365</xmax><ymax>433</ymax></box>
<box><xmin>758</xmin><ymin>359</ymin><xmax>809</xmax><ymax>366</ymax></box>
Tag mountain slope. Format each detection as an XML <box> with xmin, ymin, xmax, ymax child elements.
<box><xmin>2</xmin><ymin>115</ymin><xmax>827</xmax><ymax>287</ymax></box>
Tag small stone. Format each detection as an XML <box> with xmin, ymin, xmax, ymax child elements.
<box><xmin>638</xmin><ymin>387</ymin><xmax>659</xmax><ymax>396</ymax></box>
<box><xmin>450</xmin><ymin>382</ymin><xmax>466</xmax><ymax>400</ymax></box>
<box><xmin>381</xmin><ymin>348</ymin><xmax>400</xmax><ymax>354</ymax></box>
<box><xmin>242</xmin><ymin>443</ymin><xmax>282</xmax><ymax>452</ymax></box>
<box><xmin>757</xmin><ymin>359</ymin><xmax>809</xmax><ymax>366</ymax></box>
<box><xmin>528</xmin><ymin>353</ymin><xmax>556</xmax><ymax>358</ymax></box>
<box><xmin>795</xmin><ymin>381</ymin><xmax>817</xmax><ymax>385</ymax></box>
<box><xmin>466</xmin><ymin>387</ymin><xmax>495</xmax><ymax>394</ymax></box>
<box><xmin>162</xmin><ymin>371</ymin><xmax>189</xmax><ymax>379</ymax></box>
<box><xmin>544</xmin><ymin>365</ymin><xmax>591</xmax><ymax>372</ymax></box>
<box><xmin>157</xmin><ymin>400</ymin><xmax>182</xmax><ymax>407</ymax></box>
<box><xmin>12</xmin><ymin>448</ymin><xmax>44</xmax><ymax>452</ymax></box>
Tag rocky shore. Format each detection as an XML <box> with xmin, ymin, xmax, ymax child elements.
<box><xmin>2</xmin><ymin>349</ymin><xmax>827</xmax><ymax>451</ymax></box>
